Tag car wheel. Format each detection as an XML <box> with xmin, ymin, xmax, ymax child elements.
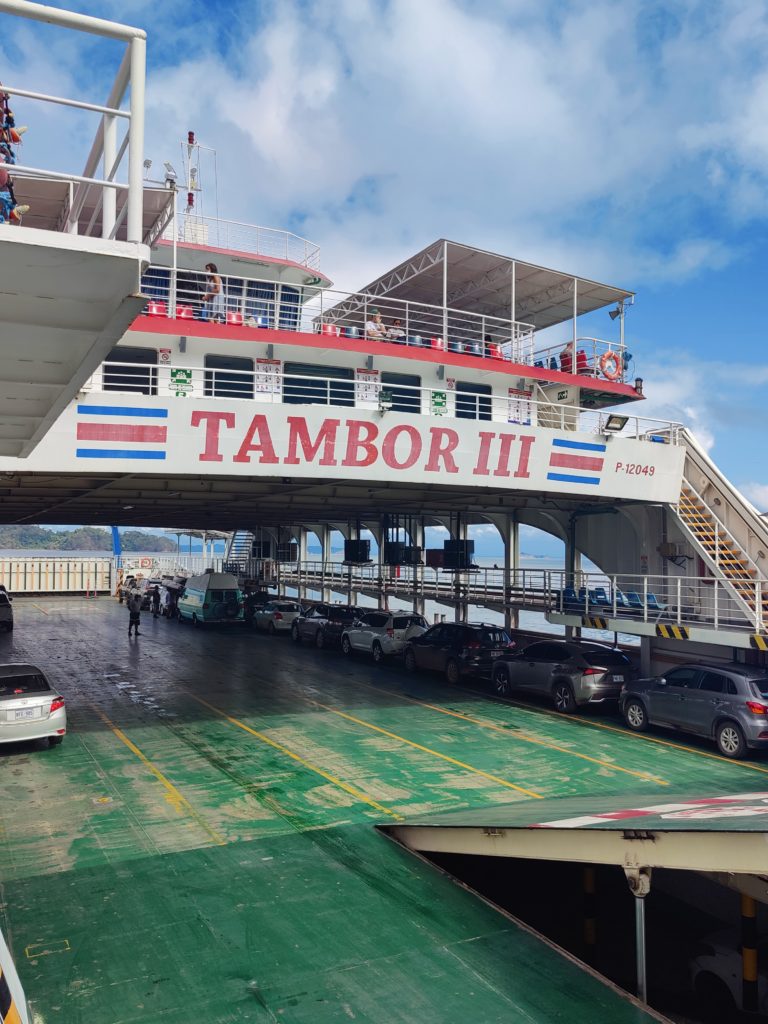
<box><xmin>623</xmin><ymin>698</ymin><xmax>649</xmax><ymax>732</ymax></box>
<box><xmin>445</xmin><ymin>659</ymin><xmax>460</xmax><ymax>685</ymax></box>
<box><xmin>267</xmin><ymin>621</ymin><xmax>276</xmax><ymax>636</ymax></box>
<box><xmin>493</xmin><ymin>665</ymin><xmax>510</xmax><ymax>697</ymax></box>
<box><xmin>552</xmin><ymin>681</ymin><xmax>577</xmax><ymax>714</ymax></box>
<box><xmin>292</xmin><ymin>623</ymin><xmax>301</xmax><ymax>642</ymax></box>
<box><xmin>372</xmin><ymin>641</ymin><xmax>384</xmax><ymax>663</ymax></box>
<box><xmin>341</xmin><ymin>635</ymin><xmax>352</xmax><ymax>655</ymax></box>
<box><xmin>716</xmin><ymin>720</ymin><xmax>746</xmax><ymax>759</ymax></box>
<box><xmin>404</xmin><ymin>648</ymin><xmax>417</xmax><ymax>673</ymax></box>
<box><xmin>48</xmin><ymin>736</ymin><xmax>63</xmax><ymax>747</ymax></box>
<box><xmin>315</xmin><ymin>629</ymin><xmax>325</xmax><ymax>650</ymax></box>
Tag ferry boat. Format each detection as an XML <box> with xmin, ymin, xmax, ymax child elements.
<box><xmin>3</xmin><ymin>5</ymin><xmax>768</xmax><ymax>1024</ymax></box>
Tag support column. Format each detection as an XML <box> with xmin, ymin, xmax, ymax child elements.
<box><xmin>742</xmin><ymin>893</ymin><xmax>759</xmax><ymax>1014</ymax></box>
<box><xmin>376</xmin><ymin>519</ymin><xmax>386</xmax><ymax>610</ymax></box>
<box><xmin>565</xmin><ymin>514</ymin><xmax>578</xmax><ymax>639</ymax></box>
<box><xmin>624</xmin><ymin>867</ymin><xmax>652</xmax><ymax>1004</ymax></box>
<box><xmin>412</xmin><ymin>520</ymin><xmax>425</xmax><ymax>616</ymax></box>
<box><xmin>502</xmin><ymin>514</ymin><xmax>520</xmax><ymax>633</ymax></box>
<box><xmin>297</xmin><ymin>528</ymin><xmax>308</xmax><ymax>602</ymax></box>
<box><xmin>320</xmin><ymin>526</ymin><xmax>332</xmax><ymax>603</ymax></box>
<box><xmin>454</xmin><ymin>520</ymin><xmax>468</xmax><ymax>623</ymax></box>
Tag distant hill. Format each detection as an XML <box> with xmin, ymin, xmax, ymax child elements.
<box><xmin>0</xmin><ymin>526</ymin><xmax>176</xmax><ymax>552</ymax></box>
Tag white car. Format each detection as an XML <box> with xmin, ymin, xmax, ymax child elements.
<box><xmin>691</xmin><ymin>929</ymin><xmax>768</xmax><ymax>1015</ymax></box>
<box><xmin>341</xmin><ymin>611</ymin><xmax>429</xmax><ymax>662</ymax></box>
<box><xmin>254</xmin><ymin>601</ymin><xmax>302</xmax><ymax>634</ymax></box>
<box><xmin>0</xmin><ymin>664</ymin><xmax>66</xmax><ymax>747</ymax></box>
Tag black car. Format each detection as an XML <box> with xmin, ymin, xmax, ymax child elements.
<box><xmin>404</xmin><ymin>622</ymin><xmax>515</xmax><ymax>684</ymax></box>
<box><xmin>291</xmin><ymin>603</ymin><xmax>358</xmax><ymax>649</ymax></box>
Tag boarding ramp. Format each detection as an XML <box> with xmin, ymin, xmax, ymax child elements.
<box><xmin>386</xmin><ymin>790</ymin><xmax>768</xmax><ymax>1007</ymax></box>
<box><xmin>671</xmin><ymin>428</ymin><xmax>768</xmax><ymax>631</ymax></box>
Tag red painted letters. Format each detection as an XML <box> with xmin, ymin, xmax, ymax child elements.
<box><xmin>191</xmin><ymin>410</ymin><xmax>235</xmax><ymax>462</ymax></box>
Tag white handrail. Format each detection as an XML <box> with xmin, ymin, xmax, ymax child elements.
<box><xmin>0</xmin><ymin>0</ymin><xmax>146</xmax><ymax>242</ymax></box>
<box><xmin>87</xmin><ymin>359</ymin><xmax>683</xmax><ymax>440</ymax></box>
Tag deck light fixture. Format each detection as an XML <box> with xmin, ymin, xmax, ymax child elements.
<box><xmin>634</xmin><ymin>377</ymin><xmax>643</xmax><ymax>395</ymax></box>
<box><xmin>604</xmin><ymin>414</ymin><xmax>629</xmax><ymax>433</ymax></box>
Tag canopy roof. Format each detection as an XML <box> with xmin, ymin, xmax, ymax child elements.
<box><xmin>354</xmin><ymin>239</ymin><xmax>634</xmax><ymax>331</ymax></box>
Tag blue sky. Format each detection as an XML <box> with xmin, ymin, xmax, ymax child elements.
<box><xmin>3</xmin><ymin>0</ymin><xmax>768</xmax><ymax>551</ymax></box>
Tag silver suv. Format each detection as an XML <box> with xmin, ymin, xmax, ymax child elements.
<box><xmin>492</xmin><ymin>640</ymin><xmax>633</xmax><ymax>713</ymax></box>
<box><xmin>621</xmin><ymin>663</ymin><xmax>768</xmax><ymax>759</ymax></box>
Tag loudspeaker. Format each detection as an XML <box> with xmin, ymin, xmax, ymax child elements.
<box><xmin>383</xmin><ymin>541</ymin><xmax>412</xmax><ymax>565</ymax></box>
<box><xmin>443</xmin><ymin>539</ymin><xmax>475</xmax><ymax>569</ymax></box>
<box><xmin>344</xmin><ymin>539</ymin><xmax>371</xmax><ymax>564</ymax></box>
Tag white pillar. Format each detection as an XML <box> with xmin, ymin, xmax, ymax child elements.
<box><xmin>127</xmin><ymin>35</ymin><xmax>146</xmax><ymax>243</ymax></box>
<box><xmin>102</xmin><ymin>113</ymin><xmax>116</xmax><ymax>239</ymax></box>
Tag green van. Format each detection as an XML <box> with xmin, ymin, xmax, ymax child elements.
<box><xmin>177</xmin><ymin>572</ymin><xmax>244</xmax><ymax>626</ymax></box>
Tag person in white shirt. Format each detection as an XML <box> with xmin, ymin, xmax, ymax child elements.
<box><xmin>366</xmin><ymin>308</ymin><xmax>387</xmax><ymax>340</ymax></box>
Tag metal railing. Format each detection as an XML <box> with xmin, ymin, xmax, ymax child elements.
<box><xmin>86</xmin><ymin>360</ymin><xmax>683</xmax><ymax>440</ymax></box>
<box><xmin>0</xmin><ymin>0</ymin><xmax>146</xmax><ymax>242</ymax></box>
<box><xmin>549</xmin><ymin>570</ymin><xmax>763</xmax><ymax>633</ymax></box>
<box><xmin>165</xmin><ymin>215</ymin><xmax>320</xmax><ymax>269</ymax></box>
<box><xmin>139</xmin><ymin>265</ymin><xmax>632</xmax><ymax>379</ymax></box>
<box><xmin>531</xmin><ymin>337</ymin><xmax>629</xmax><ymax>381</ymax></box>
<box><xmin>276</xmin><ymin>563</ymin><xmax>765</xmax><ymax>633</ymax></box>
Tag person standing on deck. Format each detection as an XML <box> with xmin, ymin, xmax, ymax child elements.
<box><xmin>150</xmin><ymin>585</ymin><xmax>161</xmax><ymax>618</ymax></box>
<box><xmin>127</xmin><ymin>591</ymin><xmax>142</xmax><ymax>637</ymax></box>
<box><xmin>203</xmin><ymin>262</ymin><xmax>225</xmax><ymax>322</ymax></box>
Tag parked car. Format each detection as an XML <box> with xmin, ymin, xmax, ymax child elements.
<box><xmin>341</xmin><ymin>611</ymin><xmax>429</xmax><ymax>662</ymax></box>
<box><xmin>117</xmin><ymin>574</ymin><xmax>137</xmax><ymax>603</ymax></box>
<box><xmin>621</xmin><ymin>663</ymin><xmax>768</xmax><ymax>759</ymax></box>
<box><xmin>177</xmin><ymin>572</ymin><xmax>245</xmax><ymax>626</ymax></box>
<box><xmin>0</xmin><ymin>590</ymin><xmax>13</xmax><ymax>632</ymax></box>
<box><xmin>254</xmin><ymin>601</ymin><xmax>302</xmax><ymax>634</ymax></box>
<box><xmin>691</xmin><ymin>929</ymin><xmax>768</xmax><ymax>1015</ymax></box>
<box><xmin>491</xmin><ymin>640</ymin><xmax>633</xmax><ymax>713</ymax></box>
<box><xmin>0</xmin><ymin>664</ymin><xmax>66</xmax><ymax>747</ymax></box>
<box><xmin>404</xmin><ymin>622</ymin><xmax>515</xmax><ymax>684</ymax></box>
<box><xmin>291</xmin><ymin>604</ymin><xmax>357</xmax><ymax>648</ymax></box>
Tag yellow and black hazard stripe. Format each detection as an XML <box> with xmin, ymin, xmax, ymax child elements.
<box><xmin>750</xmin><ymin>634</ymin><xmax>768</xmax><ymax>652</ymax></box>
<box><xmin>0</xmin><ymin>961</ymin><xmax>23</xmax><ymax>1024</ymax></box>
<box><xmin>656</xmin><ymin>624</ymin><xmax>690</xmax><ymax>640</ymax></box>
<box><xmin>582</xmin><ymin>616</ymin><xmax>608</xmax><ymax>629</ymax></box>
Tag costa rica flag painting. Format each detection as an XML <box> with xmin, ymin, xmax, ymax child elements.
<box><xmin>547</xmin><ymin>437</ymin><xmax>605</xmax><ymax>485</ymax></box>
<box><xmin>75</xmin><ymin>405</ymin><xmax>168</xmax><ymax>460</ymax></box>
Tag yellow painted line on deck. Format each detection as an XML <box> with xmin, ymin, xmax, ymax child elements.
<box><xmin>31</xmin><ymin>602</ymin><xmax>48</xmax><ymax>615</ymax></box>
<box><xmin>356</xmin><ymin>683</ymin><xmax>668</xmax><ymax>786</ymax></box>
<box><xmin>481</xmin><ymin>691</ymin><xmax>768</xmax><ymax>777</ymax></box>
<box><xmin>309</xmin><ymin>700</ymin><xmax>543</xmax><ymax>799</ymax></box>
<box><xmin>90</xmin><ymin>705</ymin><xmax>227</xmax><ymax>846</ymax></box>
<box><xmin>188</xmin><ymin>692</ymin><xmax>403</xmax><ymax>820</ymax></box>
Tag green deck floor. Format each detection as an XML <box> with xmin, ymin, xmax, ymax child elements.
<box><xmin>2</xmin><ymin>598</ymin><xmax>767</xmax><ymax>1022</ymax></box>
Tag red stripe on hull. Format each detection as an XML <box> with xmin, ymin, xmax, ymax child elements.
<box><xmin>549</xmin><ymin>452</ymin><xmax>604</xmax><ymax>471</ymax></box>
<box><xmin>76</xmin><ymin>423</ymin><xmax>167</xmax><ymax>443</ymax></box>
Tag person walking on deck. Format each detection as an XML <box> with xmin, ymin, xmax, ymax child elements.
<box><xmin>150</xmin><ymin>585</ymin><xmax>161</xmax><ymax>618</ymax></box>
<box><xmin>127</xmin><ymin>592</ymin><xmax>142</xmax><ymax>637</ymax></box>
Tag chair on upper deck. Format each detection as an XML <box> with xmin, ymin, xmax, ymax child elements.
<box><xmin>576</xmin><ymin>349</ymin><xmax>589</xmax><ymax>374</ymax></box>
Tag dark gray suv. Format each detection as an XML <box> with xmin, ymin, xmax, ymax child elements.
<box><xmin>621</xmin><ymin>663</ymin><xmax>768</xmax><ymax>759</ymax></box>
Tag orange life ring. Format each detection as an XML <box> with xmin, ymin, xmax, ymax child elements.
<box><xmin>599</xmin><ymin>350</ymin><xmax>622</xmax><ymax>381</ymax></box>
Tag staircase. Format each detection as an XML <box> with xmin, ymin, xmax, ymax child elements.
<box><xmin>224</xmin><ymin>530</ymin><xmax>254</xmax><ymax>571</ymax></box>
<box><xmin>676</xmin><ymin>481</ymin><xmax>768</xmax><ymax>628</ymax></box>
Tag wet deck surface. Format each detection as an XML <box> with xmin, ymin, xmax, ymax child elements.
<box><xmin>2</xmin><ymin>598</ymin><xmax>767</xmax><ymax>1023</ymax></box>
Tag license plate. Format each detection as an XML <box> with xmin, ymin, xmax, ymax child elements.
<box><xmin>490</xmin><ymin>651</ymin><xmax>501</xmax><ymax>658</ymax></box>
<box><xmin>613</xmin><ymin>675</ymin><xmax>624</xmax><ymax>683</ymax></box>
<box><xmin>14</xmin><ymin>708</ymin><xmax>37</xmax><ymax>721</ymax></box>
